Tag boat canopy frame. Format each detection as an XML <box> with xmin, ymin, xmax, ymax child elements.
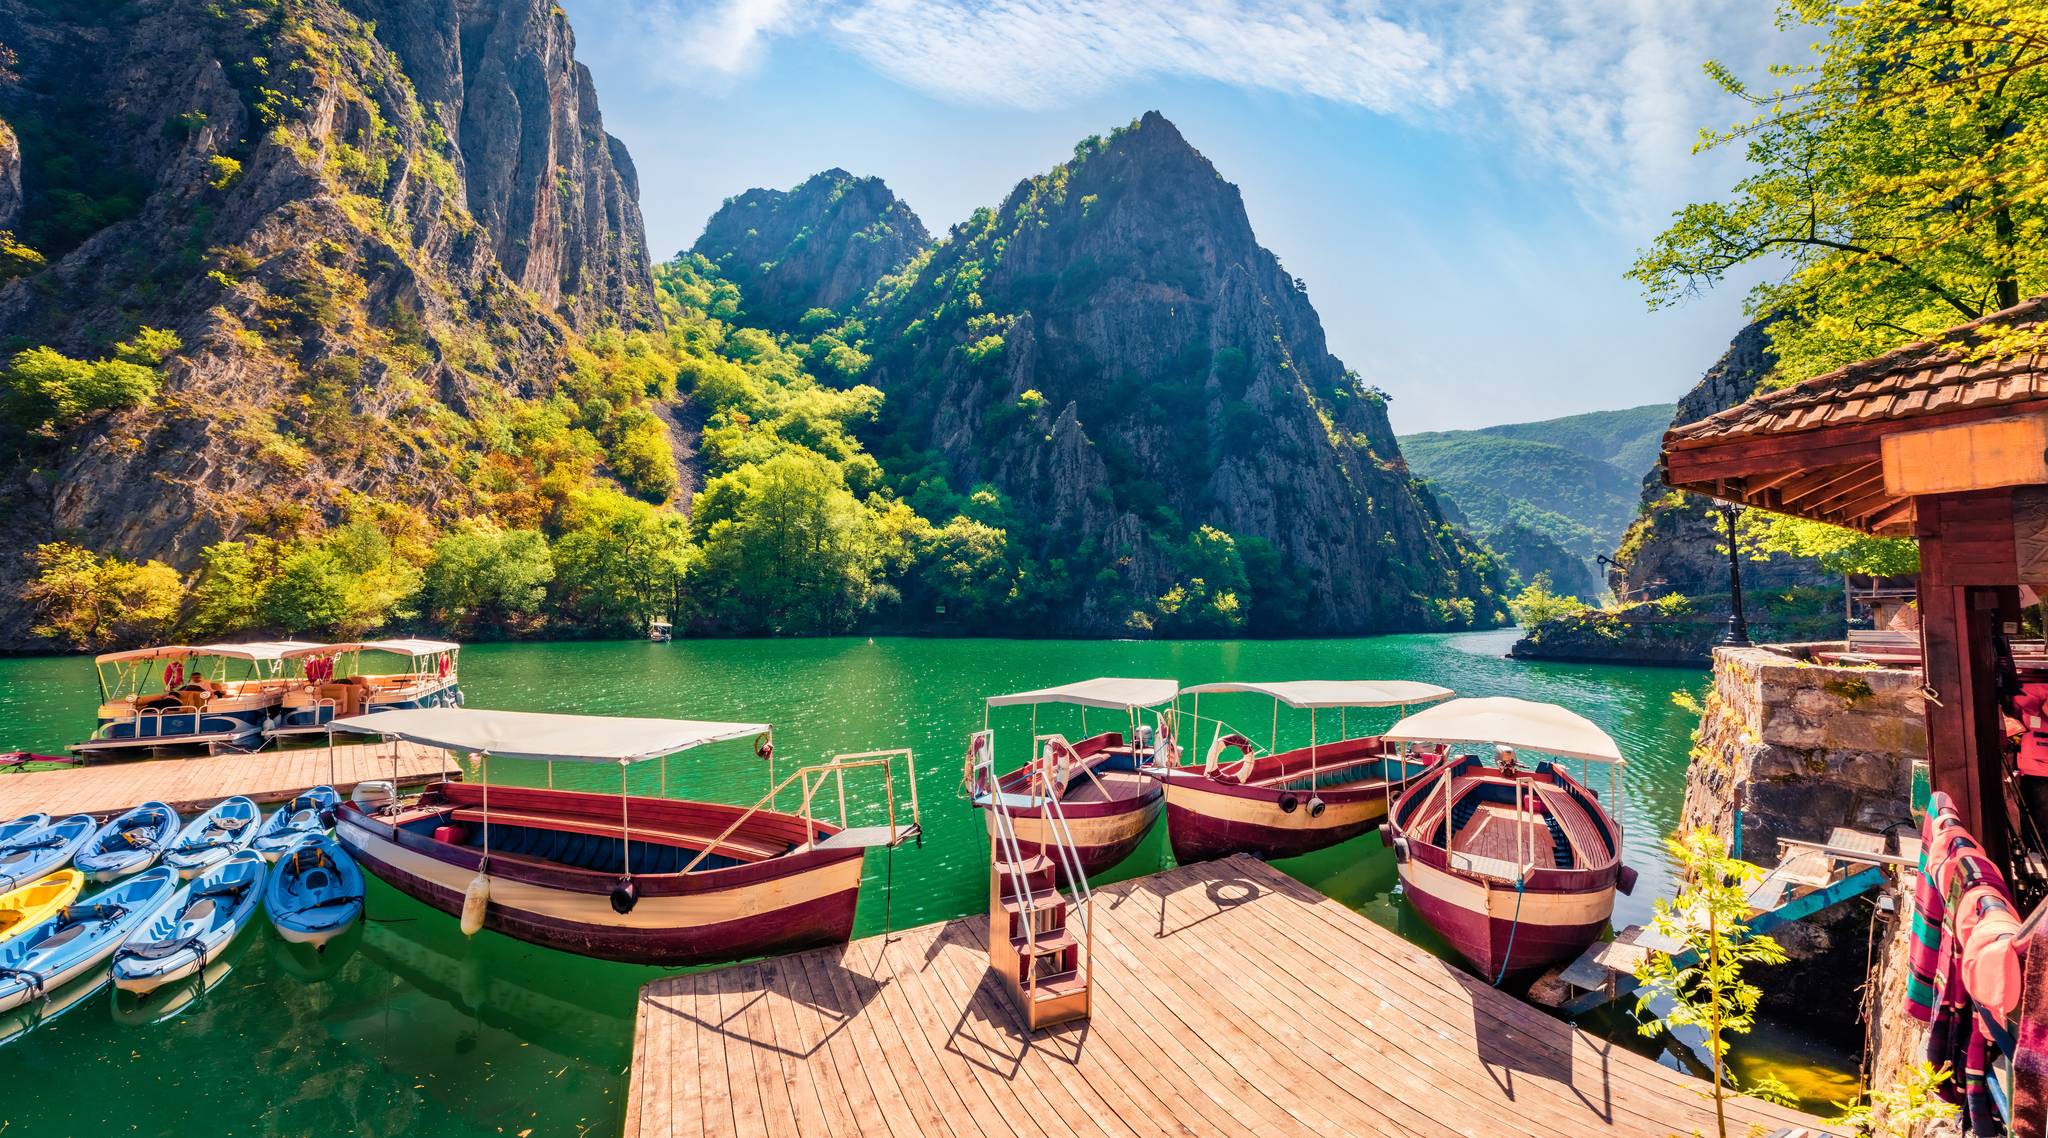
<box><xmin>975</xmin><ymin>677</ymin><xmax>1181</xmax><ymax>791</ymax></box>
<box><xmin>327</xmin><ymin>707</ymin><xmax>920</xmax><ymax>886</ymax></box>
<box><xmin>1383</xmin><ymin>696</ymin><xmax>1627</xmax><ymax>832</ymax></box>
<box><xmin>1178</xmin><ymin>678</ymin><xmax>1457</xmax><ymax>803</ymax></box>
<box><xmin>92</xmin><ymin>641</ymin><xmax>325</xmax><ymax>703</ymax></box>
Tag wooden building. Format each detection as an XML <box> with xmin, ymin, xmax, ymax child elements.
<box><xmin>1663</xmin><ymin>294</ymin><xmax>2048</xmax><ymax>868</ymax></box>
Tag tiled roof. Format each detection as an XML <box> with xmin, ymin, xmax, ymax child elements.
<box><xmin>1666</xmin><ymin>294</ymin><xmax>2048</xmax><ymax>446</ymax></box>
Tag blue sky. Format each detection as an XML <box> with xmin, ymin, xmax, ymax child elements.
<box><xmin>564</xmin><ymin>0</ymin><xmax>1785</xmax><ymax>433</ymax></box>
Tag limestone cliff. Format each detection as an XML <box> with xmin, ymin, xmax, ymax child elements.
<box><xmin>0</xmin><ymin>0</ymin><xmax>654</xmax><ymax>645</ymax></box>
<box><xmin>1615</xmin><ymin>321</ymin><xmax>1830</xmax><ymax>599</ymax></box>
<box><xmin>693</xmin><ymin>169</ymin><xmax>929</xmax><ymax>332</ymax></box>
<box><xmin>859</xmin><ymin>113</ymin><xmax>1508</xmax><ymax>634</ymax></box>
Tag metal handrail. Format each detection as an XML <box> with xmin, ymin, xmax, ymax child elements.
<box><xmin>1028</xmin><ymin>735</ymin><xmax>1093</xmax><ymax>989</ymax></box>
<box><xmin>977</xmin><ymin>750</ymin><xmax>1043</xmax><ymax>999</ymax></box>
<box><xmin>678</xmin><ymin>753</ymin><xmax>913</xmax><ymax>876</ymax></box>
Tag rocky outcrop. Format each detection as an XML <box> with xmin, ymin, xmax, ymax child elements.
<box><xmin>861</xmin><ymin>112</ymin><xmax>1509</xmax><ymax>635</ymax></box>
<box><xmin>0</xmin><ymin>0</ymin><xmax>656</xmax><ymax>646</ymax></box>
<box><xmin>1614</xmin><ymin>321</ymin><xmax>1831</xmax><ymax>599</ymax></box>
<box><xmin>693</xmin><ymin>168</ymin><xmax>928</xmax><ymax>331</ymax></box>
<box><xmin>1679</xmin><ymin>645</ymin><xmax>1921</xmax><ymax>1036</ymax></box>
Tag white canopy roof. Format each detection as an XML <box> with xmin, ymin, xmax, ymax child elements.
<box><xmin>285</xmin><ymin>638</ymin><xmax>460</xmax><ymax>660</ymax></box>
<box><xmin>98</xmin><ymin>641</ymin><xmax>323</xmax><ymax>664</ymax></box>
<box><xmin>1183</xmin><ymin>680</ymin><xmax>1454</xmax><ymax>709</ymax></box>
<box><xmin>330</xmin><ymin>707</ymin><xmax>768</xmax><ymax>763</ymax></box>
<box><xmin>985</xmin><ymin>677</ymin><xmax>1179</xmax><ymax>712</ymax></box>
<box><xmin>1381</xmin><ymin>696</ymin><xmax>1624</xmax><ymax>764</ymax></box>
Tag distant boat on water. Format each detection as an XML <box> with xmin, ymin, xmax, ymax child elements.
<box><xmin>268</xmin><ymin>640</ymin><xmax>462</xmax><ymax>740</ymax></box>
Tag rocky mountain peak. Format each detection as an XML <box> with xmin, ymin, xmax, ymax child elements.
<box><xmin>692</xmin><ymin>167</ymin><xmax>929</xmax><ymax>330</ymax></box>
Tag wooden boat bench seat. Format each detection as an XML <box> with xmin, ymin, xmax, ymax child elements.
<box><xmin>445</xmin><ymin>807</ymin><xmax>795</xmax><ymax>863</ymax></box>
<box><xmin>1452</xmin><ymin>804</ymin><xmax>1559</xmax><ymax>870</ymax></box>
<box><xmin>1533</xmin><ymin>784</ymin><xmax>1610</xmax><ymax>863</ymax></box>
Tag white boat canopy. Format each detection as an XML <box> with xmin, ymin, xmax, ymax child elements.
<box><xmin>1381</xmin><ymin>696</ymin><xmax>1624</xmax><ymax>764</ymax></box>
<box><xmin>331</xmin><ymin>707</ymin><xmax>768</xmax><ymax>764</ymax></box>
<box><xmin>1183</xmin><ymin>680</ymin><xmax>1454</xmax><ymax>709</ymax></box>
<box><xmin>984</xmin><ymin>677</ymin><xmax>1179</xmax><ymax>712</ymax></box>
<box><xmin>97</xmin><ymin>641</ymin><xmax>323</xmax><ymax>664</ymax></box>
<box><xmin>285</xmin><ymin>638</ymin><xmax>459</xmax><ymax>660</ymax></box>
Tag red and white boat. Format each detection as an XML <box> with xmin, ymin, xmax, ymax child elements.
<box><xmin>331</xmin><ymin>708</ymin><xmax>918</xmax><ymax>966</ymax></box>
<box><xmin>1382</xmin><ymin>697</ymin><xmax>1634</xmax><ymax>981</ymax></box>
<box><xmin>966</xmin><ymin>678</ymin><xmax>1177</xmax><ymax>879</ymax></box>
<box><xmin>1160</xmin><ymin>680</ymin><xmax>1453</xmax><ymax>863</ymax></box>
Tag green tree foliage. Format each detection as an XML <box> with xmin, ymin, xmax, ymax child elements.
<box><xmin>1152</xmin><ymin>526</ymin><xmax>1249</xmax><ymax>635</ymax></box>
<box><xmin>551</xmin><ymin>487</ymin><xmax>689</xmax><ymax>635</ymax></box>
<box><xmin>185</xmin><ymin>540</ymin><xmax>267</xmax><ymax>640</ymax></box>
<box><xmin>688</xmin><ymin>451</ymin><xmax>882</xmax><ymax>633</ymax></box>
<box><xmin>1735</xmin><ymin>510</ymin><xmax>1921</xmax><ymax>577</ymax></box>
<box><xmin>1508</xmin><ymin>576</ymin><xmax>1589</xmax><ymax>627</ymax></box>
<box><xmin>1830</xmin><ymin>1062</ymin><xmax>1958</xmax><ymax>1137</ymax></box>
<box><xmin>1634</xmin><ymin>829</ymin><xmax>1791</xmax><ymax>1138</ymax></box>
<box><xmin>1633</xmin><ymin>0</ymin><xmax>2048</xmax><ymax>382</ymax></box>
<box><xmin>421</xmin><ymin>520</ymin><xmax>554</xmax><ymax>636</ymax></box>
<box><xmin>23</xmin><ymin>542</ymin><xmax>183</xmax><ymax>649</ymax></box>
<box><xmin>0</xmin><ymin>327</ymin><xmax>179</xmax><ymax>432</ymax></box>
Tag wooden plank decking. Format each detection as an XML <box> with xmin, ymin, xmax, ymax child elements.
<box><xmin>626</xmin><ymin>856</ymin><xmax>1823</xmax><ymax>1138</ymax></box>
<box><xmin>0</xmin><ymin>742</ymin><xmax>452</xmax><ymax>819</ymax></box>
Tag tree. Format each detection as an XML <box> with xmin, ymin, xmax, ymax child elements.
<box><xmin>1633</xmin><ymin>1</ymin><xmax>2048</xmax><ymax>384</ymax></box>
<box><xmin>1152</xmin><ymin>525</ymin><xmax>1250</xmax><ymax>635</ymax></box>
<box><xmin>422</xmin><ymin>520</ymin><xmax>554</xmax><ymax>635</ymax></box>
<box><xmin>552</xmin><ymin>488</ymin><xmax>690</xmax><ymax>634</ymax></box>
<box><xmin>1634</xmin><ymin>829</ymin><xmax>1791</xmax><ymax>1138</ymax></box>
<box><xmin>185</xmin><ymin>539</ymin><xmax>269</xmax><ymax>639</ymax></box>
<box><xmin>0</xmin><ymin>326</ymin><xmax>180</xmax><ymax>432</ymax></box>
<box><xmin>688</xmin><ymin>451</ymin><xmax>881</xmax><ymax>633</ymax></box>
<box><xmin>1735</xmin><ymin>511</ymin><xmax>1921</xmax><ymax>577</ymax></box>
<box><xmin>24</xmin><ymin>542</ymin><xmax>183</xmax><ymax>649</ymax></box>
<box><xmin>1508</xmin><ymin>575</ymin><xmax>1589</xmax><ymax>627</ymax></box>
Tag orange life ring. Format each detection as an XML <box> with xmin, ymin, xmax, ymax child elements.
<box><xmin>163</xmin><ymin>660</ymin><xmax>185</xmax><ymax>689</ymax></box>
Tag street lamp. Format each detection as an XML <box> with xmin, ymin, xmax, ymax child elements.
<box><xmin>1717</xmin><ymin>502</ymin><xmax>1751</xmax><ymax>647</ymax></box>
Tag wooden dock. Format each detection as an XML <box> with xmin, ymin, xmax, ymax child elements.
<box><xmin>0</xmin><ymin>742</ymin><xmax>452</xmax><ymax>819</ymax></box>
<box><xmin>625</xmin><ymin>856</ymin><xmax>1822</xmax><ymax>1138</ymax></box>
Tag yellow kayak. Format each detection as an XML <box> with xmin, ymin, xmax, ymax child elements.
<box><xmin>0</xmin><ymin>869</ymin><xmax>84</xmax><ymax>945</ymax></box>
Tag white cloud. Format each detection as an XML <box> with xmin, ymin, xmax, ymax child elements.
<box><xmin>586</xmin><ymin>0</ymin><xmax>1784</xmax><ymax>224</ymax></box>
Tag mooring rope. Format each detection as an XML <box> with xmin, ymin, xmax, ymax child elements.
<box><xmin>1493</xmin><ymin>877</ymin><xmax>1527</xmax><ymax>988</ymax></box>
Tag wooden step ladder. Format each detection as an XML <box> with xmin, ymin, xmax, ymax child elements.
<box><xmin>973</xmin><ymin>740</ymin><xmax>1093</xmax><ymax>1031</ymax></box>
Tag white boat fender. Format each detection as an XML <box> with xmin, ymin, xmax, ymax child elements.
<box><xmin>1277</xmin><ymin>794</ymin><xmax>1299</xmax><ymax>814</ymax></box>
<box><xmin>460</xmin><ymin>872</ymin><xmax>489</xmax><ymax>936</ymax></box>
<box><xmin>610</xmin><ymin>877</ymin><xmax>638</xmax><ymax>914</ymax></box>
<box><xmin>1306</xmin><ymin>797</ymin><xmax>1326</xmax><ymax>819</ymax></box>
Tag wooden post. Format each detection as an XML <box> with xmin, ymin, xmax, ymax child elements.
<box><xmin>1916</xmin><ymin>492</ymin><xmax>2019</xmax><ymax>870</ymax></box>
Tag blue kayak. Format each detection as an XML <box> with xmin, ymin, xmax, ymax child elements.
<box><xmin>0</xmin><ymin>815</ymin><xmax>95</xmax><ymax>891</ymax></box>
<box><xmin>251</xmin><ymin>787</ymin><xmax>341</xmax><ymax>862</ymax></box>
<box><xmin>76</xmin><ymin>802</ymin><xmax>181</xmax><ymax>882</ymax></box>
<box><xmin>161</xmin><ymin>797</ymin><xmax>260</xmax><ymax>878</ymax></box>
<box><xmin>112</xmin><ymin>850</ymin><xmax>267</xmax><ymax>994</ymax></box>
<box><xmin>264</xmin><ymin>832</ymin><xmax>365</xmax><ymax>948</ymax></box>
<box><xmin>0</xmin><ymin>814</ymin><xmax>49</xmax><ymax>846</ymax></box>
<box><xmin>0</xmin><ymin>867</ymin><xmax>179</xmax><ymax>1014</ymax></box>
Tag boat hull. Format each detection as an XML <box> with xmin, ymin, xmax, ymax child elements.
<box><xmin>1161</xmin><ymin>774</ymin><xmax>1391</xmax><ymax>863</ymax></box>
<box><xmin>982</xmin><ymin>790</ymin><xmax>1160</xmax><ymax>878</ymax></box>
<box><xmin>1395</xmin><ymin>853</ymin><xmax>1616</xmax><ymax>978</ymax></box>
<box><xmin>337</xmin><ymin>800</ymin><xmax>867</xmax><ymax>966</ymax></box>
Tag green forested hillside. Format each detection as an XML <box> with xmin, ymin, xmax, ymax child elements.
<box><xmin>1399</xmin><ymin>403</ymin><xmax>1672</xmax><ymax>594</ymax></box>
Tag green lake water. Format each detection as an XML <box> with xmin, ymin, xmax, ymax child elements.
<box><xmin>0</xmin><ymin>631</ymin><xmax>1855</xmax><ymax>1133</ymax></box>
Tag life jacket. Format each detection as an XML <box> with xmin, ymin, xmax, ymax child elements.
<box><xmin>2016</xmin><ymin>684</ymin><xmax>2048</xmax><ymax>777</ymax></box>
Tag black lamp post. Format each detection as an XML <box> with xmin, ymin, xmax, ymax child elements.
<box><xmin>1717</xmin><ymin>502</ymin><xmax>1751</xmax><ymax>647</ymax></box>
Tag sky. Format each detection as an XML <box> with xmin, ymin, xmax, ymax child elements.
<box><xmin>562</xmin><ymin>0</ymin><xmax>1790</xmax><ymax>433</ymax></box>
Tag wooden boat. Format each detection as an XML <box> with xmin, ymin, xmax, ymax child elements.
<box><xmin>1383</xmin><ymin>697</ymin><xmax>1634</xmax><ymax>981</ymax></box>
<box><xmin>967</xmin><ymin>678</ymin><xmax>1176</xmax><ymax>879</ymax></box>
<box><xmin>270</xmin><ymin>640</ymin><xmax>462</xmax><ymax>740</ymax></box>
<box><xmin>1161</xmin><ymin>680</ymin><xmax>1455</xmax><ymax>863</ymax></box>
<box><xmin>73</xmin><ymin>642</ymin><xmax>320</xmax><ymax>756</ymax></box>
<box><xmin>331</xmin><ymin>707</ymin><xmax>920</xmax><ymax>965</ymax></box>
<box><xmin>0</xmin><ymin>870</ymin><xmax>83</xmax><ymax>945</ymax></box>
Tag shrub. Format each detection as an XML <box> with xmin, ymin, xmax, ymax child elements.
<box><xmin>24</xmin><ymin>542</ymin><xmax>183</xmax><ymax>649</ymax></box>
